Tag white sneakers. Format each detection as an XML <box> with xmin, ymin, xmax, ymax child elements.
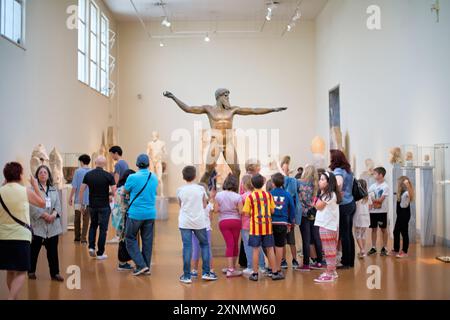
<box><xmin>96</xmin><ymin>254</ymin><xmax>108</xmax><ymax>260</ymax></box>
<box><xmin>107</xmin><ymin>235</ymin><xmax>120</xmax><ymax>244</ymax></box>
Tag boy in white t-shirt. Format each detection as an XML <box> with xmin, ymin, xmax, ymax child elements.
<box><xmin>367</xmin><ymin>167</ymin><xmax>390</xmax><ymax>256</ymax></box>
<box><xmin>177</xmin><ymin>166</ymin><xmax>218</xmax><ymax>284</ymax></box>
<box><xmin>191</xmin><ymin>184</ymin><xmax>216</xmax><ymax>278</ymax></box>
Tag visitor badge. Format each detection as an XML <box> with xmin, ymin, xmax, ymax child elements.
<box><xmin>45</xmin><ymin>197</ymin><xmax>51</xmax><ymax>208</ymax></box>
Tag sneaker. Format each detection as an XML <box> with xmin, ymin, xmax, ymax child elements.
<box><xmin>292</xmin><ymin>259</ymin><xmax>300</xmax><ymax>269</ymax></box>
<box><xmin>144</xmin><ymin>269</ymin><xmax>151</xmax><ymax>275</ymax></box>
<box><xmin>81</xmin><ymin>240</ymin><xmax>88</xmax><ymax>245</ymax></box>
<box><xmin>226</xmin><ymin>269</ymin><xmax>242</xmax><ymax>278</ymax></box>
<box><xmin>209</xmin><ymin>271</ymin><xmax>218</xmax><ymax>278</ymax></box>
<box><xmin>358</xmin><ymin>252</ymin><xmax>366</xmax><ymax>259</ymax></box>
<box><xmin>380</xmin><ymin>247</ymin><xmax>388</xmax><ymax>256</ymax></box>
<box><xmin>107</xmin><ymin>235</ymin><xmax>120</xmax><ymax>244</ymax></box>
<box><xmin>243</xmin><ymin>268</ymin><xmax>253</xmax><ymax>276</ymax></box>
<box><xmin>88</xmin><ymin>248</ymin><xmax>96</xmax><ymax>258</ymax></box>
<box><xmin>249</xmin><ymin>273</ymin><xmax>258</xmax><ymax>281</ymax></box>
<box><xmin>51</xmin><ymin>274</ymin><xmax>64</xmax><ymax>282</ymax></box>
<box><xmin>191</xmin><ymin>269</ymin><xmax>198</xmax><ymax>278</ymax></box>
<box><xmin>296</xmin><ymin>265</ymin><xmax>311</xmax><ymax>272</ymax></box>
<box><xmin>202</xmin><ymin>272</ymin><xmax>218</xmax><ymax>281</ymax></box>
<box><xmin>389</xmin><ymin>250</ymin><xmax>399</xmax><ymax>256</ymax></box>
<box><xmin>314</xmin><ymin>272</ymin><xmax>335</xmax><ymax>283</ymax></box>
<box><xmin>258</xmin><ymin>267</ymin><xmax>266</xmax><ymax>273</ymax></box>
<box><xmin>96</xmin><ymin>254</ymin><xmax>108</xmax><ymax>260</ymax></box>
<box><xmin>331</xmin><ymin>271</ymin><xmax>339</xmax><ymax>279</ymax></box>
<box><xmin>310</xmin><ymin>262</ymin><xmax>326</xmax><ymax>270</ymax></box>
<box><xmin>272</xmin><ymin>271</ymin><xmax>285</xmax><ymax>281</ymax></box>
<box><xmin>367</xmin><ymin>247</ymin><xmax>377</xmax><ymax>256</ymax></box>
<box><xmin>221</xmin><ymin>268</ymin><xmax>228</xmax><ymax>274</ymax></box>
<box><xmin>396</xmin><ymin>251</ymin><xmax>408</xmax><ymax>258</ymax></box>
<box><xmin>179</xmin><ymin>275</ymin><xmax>192</xmax><ymax>284</ymax></box>
<box><xmin>336</xmin><ymin>262</ymin><xmax>344</xmax><ymax>268</ymax></box>
<box><xmin>280</xmin><ymin>259</ymin><xmax>288</xmax><ymax>269</ymax></box>
<box><xmin>117</xmin><ymin>262</ymin><xmax>133</xmax><ymax>271</ymax></box>
<box><xmin>263</xmin><ymin>268</ymin><xmax>273</xmax><ymax>277</ymax></box>
<box><xmin>132</xmin><ymin>266</ymin><xmax>149</xmax><ymax>276</ymax></box>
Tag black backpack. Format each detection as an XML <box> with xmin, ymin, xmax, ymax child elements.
<box><xmin>352</xmin><ymin>178</ymin><xmax>368</xmax><ymax>202</ymax></box>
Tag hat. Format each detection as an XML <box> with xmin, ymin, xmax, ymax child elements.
<box><xmin>136</xmin><ymin>154</ymin><xmax>150</xmax><ymax>168</ymax></box>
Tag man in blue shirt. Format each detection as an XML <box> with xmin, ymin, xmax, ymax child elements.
<box><xmin>124</xmin><ymin>154</ymin><xmax>158</xmax><ymax>276</ymax></box>
<box><xmin>69</xmin><ymin>154</ymin><xmax>91</xmax><ymax>244</ymax></box>
<box><xmin>109</xmin><ymin>146</ymin><xmax>129</xmax><ymax>185</ymax></box>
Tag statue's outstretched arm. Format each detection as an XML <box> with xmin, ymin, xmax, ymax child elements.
<box><xmin>163</xmin><ymin>91</ymin><xmax>206</xmax><ymax>114</ymax></box>
<box><xmin>234</xmin><ymin>106</ymin><xmax>287</xmax><ymax>116</ymax></box>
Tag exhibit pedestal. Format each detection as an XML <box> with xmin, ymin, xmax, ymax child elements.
<box><xmin>417</xmin><ymin>167</ymin><xmax>435</xmax><ymax>246</ymax></box>
<box><xmin>156</xmin><ymin>196</ymin><xmax>169</xmax><ymax>220</ymax></box>
<box><xmin>60</xmin><ymin>187</ymin><xmax>70</xmax><ymax>234</ymax></box>
<box><xmin>402</xmin><ymin>166</ymin><xmax>417</xmax><ymax>243</ymax></box>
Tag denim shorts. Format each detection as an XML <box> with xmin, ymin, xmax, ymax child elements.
<box><xmin>248</xmin><ymin>234</ymin><xmax>275</xmax><ymax>248</ymax></box>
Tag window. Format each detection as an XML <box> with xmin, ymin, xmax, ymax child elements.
<box><xmin>77</xmin><ymin>0</ymin><xmax>88</xmax><ymax>83</ymax></box>
<box><xmin>0</xmin><ymin>0</ymin><xmax>24</xmax><ymax>46</ymax></box>
<box><xmin>78</xmin><ymin>0</ymin><xmax>110</xmax><ymax>97</ymax></box>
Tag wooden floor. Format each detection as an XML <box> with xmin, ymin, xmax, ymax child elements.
<box><xmin>1</xmin><ymin>203</ymin><xmax>450</xmax><ymax>300</ymax></box>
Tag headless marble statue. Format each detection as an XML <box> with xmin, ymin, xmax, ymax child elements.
<box><xmin>163</xmin><ymin>89</ymin><xmax>287</xmax><ymax>184</ymax></box>
<box><xmin>147</xmin><ymin>131</ymin><xmax>167</xmax><ymax>197</ymax></box>
<box><xmin>49</xmin><ymin>147</ymin><xmax>65</xmax><ymax>189</ymax></box>
<box><xmin>30</xmin><ymin>144</ymin><xmax>50</xmax><ymax>176</ymax></box>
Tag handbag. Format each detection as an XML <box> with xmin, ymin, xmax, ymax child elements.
<box><xmin>352</xmin><ymin>178</ymin><xmax>368</xmax><ymax>202</ymax></box>
<box><xmin>0</xmin><ymin>193</ymin><xmax>34</xmax><ymax>235</ymax></box>
<box><xmin>118</xmin><ymin>172</ymin><xmax>152</xmax><ymax>262</ymax></box>
<box><xmin>306</xmin><ymin>207</ymin><xmax>317</xmax><ymax>221</ymax></box>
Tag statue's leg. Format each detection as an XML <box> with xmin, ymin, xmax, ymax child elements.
<box><xmin>156</xmin><ymin>161</ymin><xmax>164</xmax><ymax>197</ymax></box>
<box><xmin>200</xmin><ymin>141</ymin><xmax>221</xmax><ymax>185</ymax></box>
<box><xmin>223</xmin><ymin>142</ymin><xmax>241</xmax><ymax>181</ymax></box>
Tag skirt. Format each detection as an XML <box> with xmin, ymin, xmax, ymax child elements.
<box><xmin>0</xmin><ymin>240</ymin><xmax>31</xmax><ymax>271</ymax></box>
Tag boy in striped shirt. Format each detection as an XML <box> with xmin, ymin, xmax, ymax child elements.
<box><xmin>243</xmin><ymin>174</ymin><xmax>281</xmax><ymax>281</ymax></box>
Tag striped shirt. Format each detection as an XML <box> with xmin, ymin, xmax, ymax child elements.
<box><xmin>243</xmin><ymin>189</ymin><xmax>275</xmax><ymax>236</ymax></box>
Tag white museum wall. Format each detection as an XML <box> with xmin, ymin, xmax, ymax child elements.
<box><xmin>117</xmin><ymin>20</ymin><xmax>317</xmax><ymax>197</ymax></box>
<box><xmin>0</xmin><ymin>0</ymin><xmax>118</xmax><ymax>176</ymax></box>
<box><xmin>315</xmin><ymin>0</ymin><xmax>450</xmax><ymax>241</ymax></box>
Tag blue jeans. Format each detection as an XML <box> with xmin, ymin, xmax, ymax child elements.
<box><xmin>125</xmin><ymin>218</ymin><xmax>155</xmax><ymax>269</ymax></box>
<box><xmin>180</xmin><ymin>228</ymin><xmax>210</xmax><ymax>278</ymax></box>
<box><xmin>241</xmin><ymin>230</ymin><xmax>265</xmax><ymax>269</ymax></box>
<box><xmin>88</xmin><ymin>207</ymin><xmax>111</xmax><ymax>256</ymax></box>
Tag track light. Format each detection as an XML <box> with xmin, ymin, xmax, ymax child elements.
<box><xmin>159</xmin><ymin>41</ymin><xmax>164</xmax><ymax>47</ymax></box>
<box><xmin>204</xmin><ymin>34</ymin><xmax>210</xmax><ymax>42</ymax></box>
<box><xmin>161</xmin><ymin>17</ymin><xmax>171</xmax><ymax>27</ymax></box>
<box><xmin>266</xmin><ymin>2</ymin><xmax>277</xmax><ymax>21</ymax></box>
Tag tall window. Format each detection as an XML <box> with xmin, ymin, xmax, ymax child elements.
<box><xmin>77</xmin><ymin>0</ymin><xmax>88</xmax><ymax>83</ymax></box>
<box><xmin>78</xmin><ymin>0</ymin><xmax>110</xmax><ymax>97</ymax></box>
<box><xmin>100</xmin><ymin>14</ymin><xmax>109</xmax><ymax>96</ymax></box>
<box><xmin>0</xmin><ymin>0</ymin><xmax>24</xmax><ymax>46</ymax></box>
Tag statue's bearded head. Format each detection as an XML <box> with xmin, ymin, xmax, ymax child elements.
<box><xmin>215</xmin><ymin>88</ymin><xmax>231</xmax><ymax>110</ymax></box>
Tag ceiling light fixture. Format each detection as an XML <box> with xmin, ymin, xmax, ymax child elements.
<box><xmin>204</xmin><ymin>33</ymin><xmax>210</xmax><ymax>42</ymax></box>
<box><xmin>283</xmin><ymin>1</ymin><xmax>303</xmax><ymax>35</ymax></box>
<box><xmin>159</xmin><ymin>41</ymin><xmax>165</xmax><ymax>47</ymax></box>
<box><xmin>266</xmin><ymin>2</ymin><xmax>277</xmax><ymax>21</ymax></box>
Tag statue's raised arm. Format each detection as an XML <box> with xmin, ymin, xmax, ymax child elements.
<box><xmin>163</xmin><ymin>91</ymin><xmax>206</xmax><ymax>114</ymax></box>
<box><xmin>234</xmin><ymin>106</ymin><xmax>287</xmax><ymax>116</ymax></box>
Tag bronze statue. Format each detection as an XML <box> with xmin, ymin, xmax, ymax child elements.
<box><xmin>163</xmin><ymin>89</ymin><xmax>287</xmax><ymax>184</ymax></box>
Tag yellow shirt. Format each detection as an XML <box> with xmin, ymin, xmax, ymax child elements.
<box><xmin>243</xmin><ymin>189</ymin><xmax>275</xmax><ymax>236</ymax></box>
<box><xmin>0</xmin><ymin>183</ymin><xmax>31</xmax><ymax>242</ymax></box>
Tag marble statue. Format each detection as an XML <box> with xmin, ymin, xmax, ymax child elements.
<box><xmin>360</xmin><ymin>158</ymin><xmax>376</xmax><ymax>187</ymax></box>
<box><xmin>163</xmin><ymin>89</ymin><xmax>287</xmax><ymax>184</ymax></box>
<box><xmin>49</xmin><ymin>147</ymin><xmax>65</xmax><ymax>189</ymax></box>
<box><xmin>147</xmin><ymin>131</ymin><xmax>167</xmax><ymax>197</ymax></box>
<box><xmin>389</xmin><ymin>147</ymin><xmax>403</xmax><ymax>165</ymax></box>
<box><xmin>91</xmin><ymin>137</ymin><xmax>108</xmax><ymax>170</ymax></box>
<box><xmin>423</xmin><ymin>154</ymin><xmax>431</xmax><ymax>166</ymax></box>
<box><xmin>405</xmin><ymin>151</ymin><xmax>414</xmax><ymax>167</ymax></box>
<box><xmin>30</xmin><ymin>144</ymin><xmax>50</xmax><ymax>176</ymax></box>
<box><xmin>260</xmin><ymin>154</ymin><xmax>280</xmax><ymax>182</ymax></box>
<box><xmin>311</xmin><ymin>136</ymin><xmax>326</xmax><ymax>169</ymax></box>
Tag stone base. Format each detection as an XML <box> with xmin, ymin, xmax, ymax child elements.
<box><xmin>156</xmin><ymin>196</ymin><xmax>169</xmax><ymax>220</ymax></box>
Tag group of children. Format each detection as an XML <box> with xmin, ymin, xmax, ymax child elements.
<box><xmin>176</xmin><ymin>161</ymin><xmax>415</xmax><ymax>284</ymax></box>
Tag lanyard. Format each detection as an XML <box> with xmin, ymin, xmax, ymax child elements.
<box><xmin>39</xmin><ymin>182</ymin><xmax>50</xmax><ymax>197</ymax></box>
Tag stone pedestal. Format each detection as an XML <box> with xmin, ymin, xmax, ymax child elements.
<box><xmin>417</xmin><ymin>167</ymin><xmax>435</xmax><ymax>246</ymax></box>
<box><xmin>156</xmin><ymin>196</ymin><xmax>169</xmax><ymax>220</ymax></box>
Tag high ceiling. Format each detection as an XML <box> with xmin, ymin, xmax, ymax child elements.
<box><xmin>104</xmin><ymin>0</ymin><xmax>329</xmax><ymax>22</ymax></box>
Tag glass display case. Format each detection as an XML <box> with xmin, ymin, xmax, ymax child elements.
<box><xmin>435</xmin><ymin>143</ymin><xmax>450</xmax><ymax>260</ymax></box>
<box><xmin>402</xmin><ymin>144</ymin><xmax>418</xmax><ymax>167</ymax></box>
<box><xmin>418</xmin><ymin>146</ymin><xmax>435</xmax><ymax>167</ymax></box>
